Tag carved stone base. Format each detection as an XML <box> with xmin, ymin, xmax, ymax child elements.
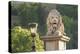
<box><xmin>41</xmin><ymin>35</ymin><xmax>70</xmax><ymax>51</ymax></box>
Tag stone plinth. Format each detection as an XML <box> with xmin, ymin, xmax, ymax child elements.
<box><xmin>41</xmin><ymin>35</ymin><xmax>70</xmax><ymax>51</ymax></box>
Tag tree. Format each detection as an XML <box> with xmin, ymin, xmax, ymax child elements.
<box><xmin>62</xmin><ymin>16</ymin><xmax>78</xmax><ymax>49</ymax></box>
<box><xmin>57</xmin><ymin>5</ymin><xmax>78</xmax><ymax>20</ymax></box>
<box><xmin>11</xmin><ymin>26</ymin><xmax>44</xmax><ymax>53</ymax></box>
<box><xmin>17</xmin><ymin>3</ymin><xmax>40</xmax><ymax>27</ymax></box>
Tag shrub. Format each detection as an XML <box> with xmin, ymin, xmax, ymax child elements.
<box><xmin>11</xmin><ymin>26</ymin><xmax>44</xmax><ymax>52</ymax></box>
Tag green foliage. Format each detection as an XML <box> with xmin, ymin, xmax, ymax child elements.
<box><xmin>11</xmin><ymin>2</ymin><xmax>47</xmax><ymax>35</ymax></box>
<box><xmin>11</xmin><ymin>26</ymin><xmax>44</xmax><ymax>52</ymax></box>
<box><xmin>62</xmin><ymin>16</ymin><xmax>78</xmax><ymax>49</ymax></box>
<box><xmin>42</xmin><ymin>5</ymin><xmax>78</xmax><ymax>45</ymax></box>
<box><xmin>16</xmin><ymin>3</ymin><xmax>40</xmax><ymax>26</ymax></box>
<box><xmin>57</xmin><ymin>4</ymin><xmax>78</xmax><ymax>49</ymax></box>
<box><xmin>57</xmin><ymin>5</ymin><xmax>78</xmax><ymax>20</ymax></box>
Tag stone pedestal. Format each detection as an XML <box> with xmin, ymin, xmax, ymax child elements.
<box><xmin>41</xmin><ymin>35</ymin><xmax>70</xmax><ymax>51</ymax></box>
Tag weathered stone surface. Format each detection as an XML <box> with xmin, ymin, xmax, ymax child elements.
<box><xmin>41</xmin><ymin>35</ymin><xmax>70</xmax><ymax>50</ymax></box>
<box><xmin>46</xmin><ymin>9</ymin><xmax>65</xmax><ymax>36</ymax></box>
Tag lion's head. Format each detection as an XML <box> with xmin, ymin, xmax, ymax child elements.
<box><xmin>47</xmin><ymin>9</ymin><xmax>64</xmax><ymax>36</ymax></box>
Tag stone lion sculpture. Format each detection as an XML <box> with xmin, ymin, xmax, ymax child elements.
<box><xmin>46</xmin><ymin>9</ymin><xmax>66</xmax><ymax>36</ymax></box>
